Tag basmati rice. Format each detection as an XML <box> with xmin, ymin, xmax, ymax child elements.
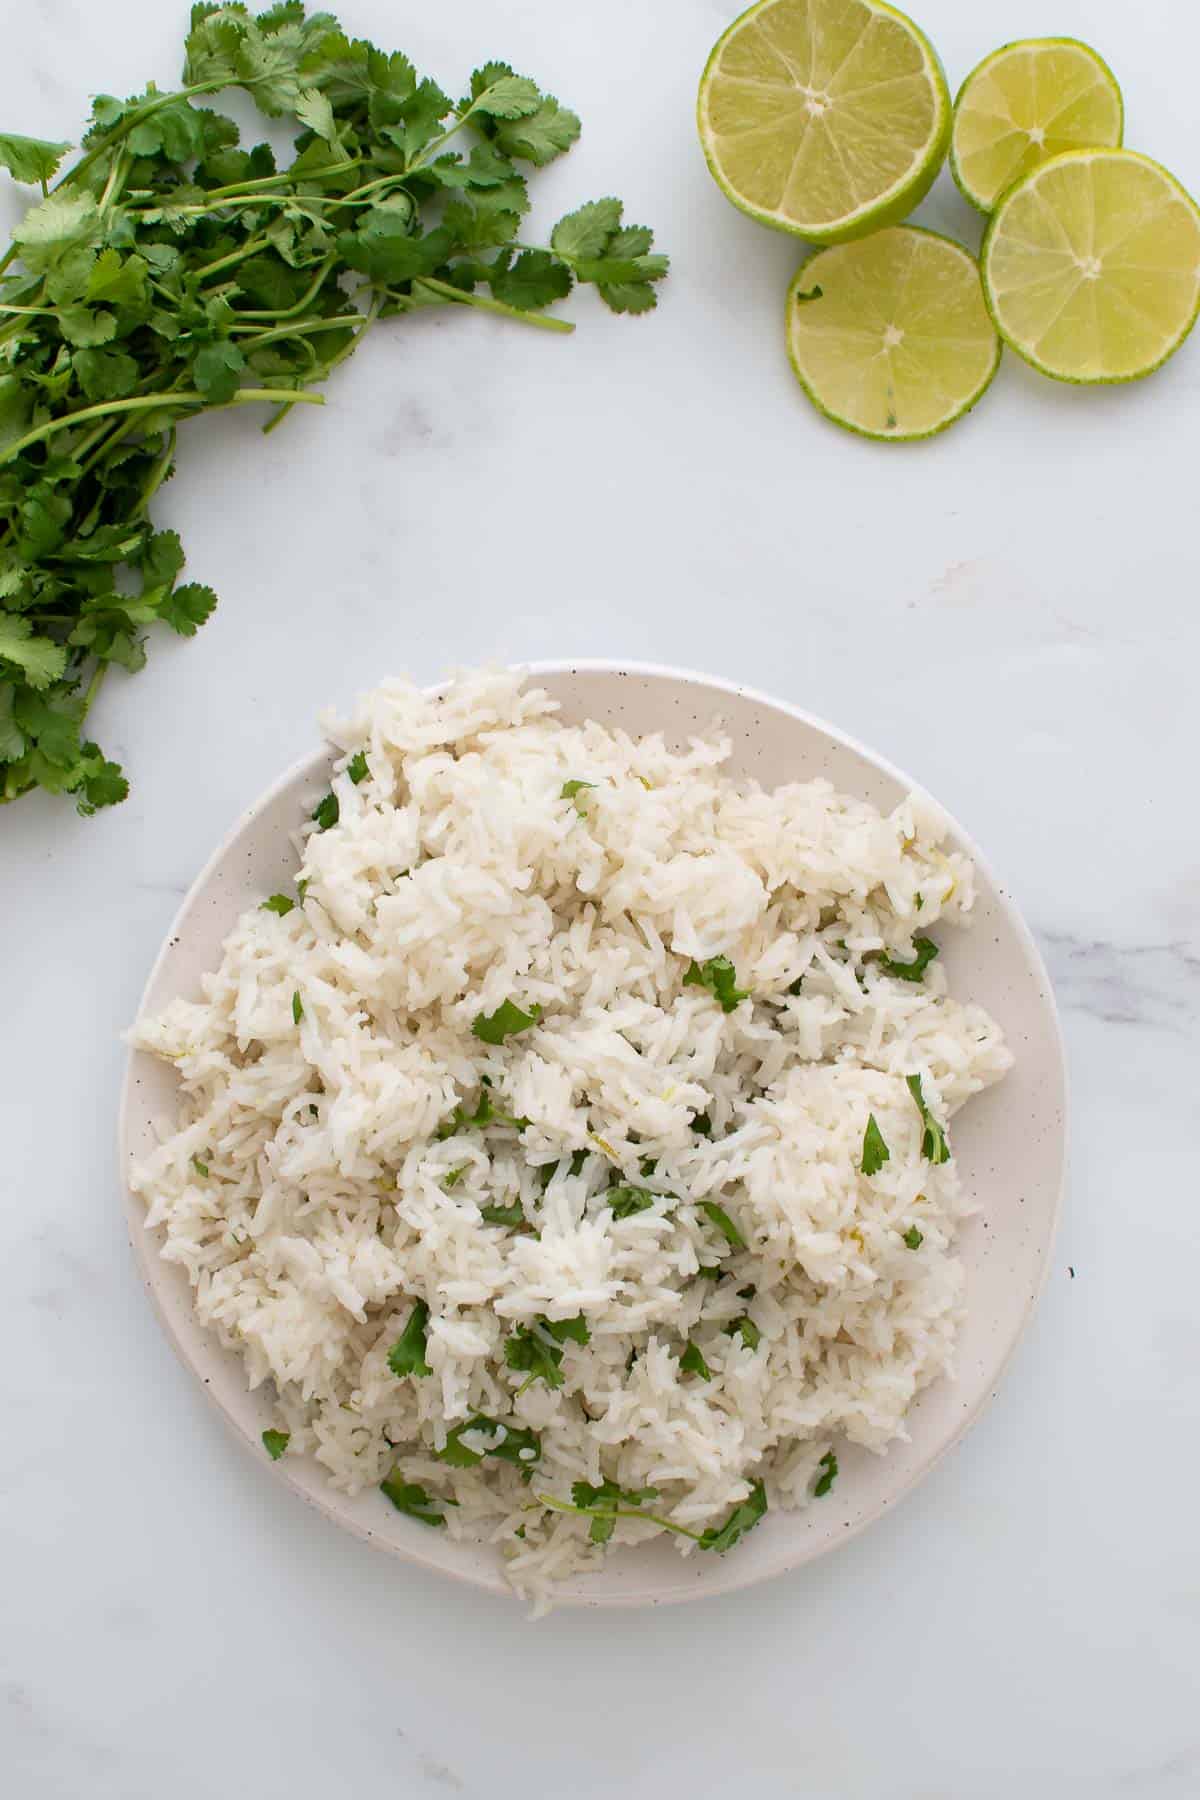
<box><xmin>129</xmin><ymin>669</ymin><xmax>1012</xmax><ymax>1611</ymax></box>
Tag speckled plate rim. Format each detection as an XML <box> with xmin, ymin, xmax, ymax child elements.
<box><xmin>118</xmin><ymin>659</ymin><xmax>1068</xmax><ymax>1609</ymax></box>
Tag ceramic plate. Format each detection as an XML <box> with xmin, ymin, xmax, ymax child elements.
<box><xmin>119</xmin><ymin>662</ymin><xmax>1066</xmax><ymax>1606</ymax></box>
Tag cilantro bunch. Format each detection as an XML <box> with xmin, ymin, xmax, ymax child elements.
<box><xmin>0</xmin><ymin>3</ymin><xmax>668</xmax><ymax>816</ymax></box>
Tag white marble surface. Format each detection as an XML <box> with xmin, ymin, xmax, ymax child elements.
<box><xmin>2</xmin><ymin>1</ymin><xmax>1198</xmax><ymax>1794</ymax></box>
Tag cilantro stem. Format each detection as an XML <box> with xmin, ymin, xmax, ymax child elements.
<box><xmin>407</xmin><ymin>112</ymin><xmax>474</xmax><ymax>169</ymax></box>
<box><xmin>194</xmin><ymin>234</ymin><xmax>274</xmax><ymax>283</ymax></box>
<box><xmin>229</xmin><ymin>313</ymin><xmax>366</xmax><ymax>346</ymax></box>
<box><xmin>0</xmin><ymin>387</ymin><xmax>324</xmax><ymax>464</ymax></box>
<box><xmin>326</xmin><ymin>171</ymin><xmax>418</xmax><ymax>209</ymax></box>
<box><xmin>81</xmin><ymin>660</ymin><xmax>109</xmax><ymax>718</ymax></box>
<box><xmin>534</xmin><ymin>1491</ymin><xmax>707</xmax><ymax>1542</ymax></box>
<box><xmin>77</xmin><ymin>418</ymin><xmax>134</xmax><ymax>474</ymax></box>
<box><xmin>199</xmin><ymin>161</ymin><xmax>361</xmax><ymax>203</ymax></box>
<box><xmin>236</xmin><ymin>258</ymin><xmax>337</xmax><ymax>321</ymax></box>
<box><xmin>413</xmin><ymin>277</ymin><xmax>576</xmax><ymax>333</ymax></box>
<box><xmin>261</xmin><ymin>290</ymin><xmax>383</xmax><ymax>434</ymax></box>
<box><xmin>136</xmin><ymin>425</ymin><xmax>177</xmax><ymax>510</ymax></box>
<box><xmin>128</xmin><ymin>192</ymin><xmax>327</xmax><ymax>224</ymax></box>
<box><xmin>97</xmin><ymin>145</ymin><xmax>131</xmax><ymax>214</ymax></box>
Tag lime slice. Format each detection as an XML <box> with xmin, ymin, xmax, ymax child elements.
<box><xmin>697</xmin><ymin>0</ymin><xmax>951</xmax><ymax>244</ymax></box>
<box><xmin>951</xmin><ymin>38</ymin><xmax>1124</xmax><ymax>213</ymax></box>
<box><xmin>982</xmin><ymin>149</ymin><xmax>1200</xmax><ymax>383</ymax></box>
<box><xmin>786</xmin><ymin>227</ymin><xmax>1000</xmax><ymax>440</ymax></box>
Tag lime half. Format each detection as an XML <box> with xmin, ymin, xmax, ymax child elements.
<box><xmin>698</xmin><ymin>0</ymin><xmax>950</xmax><ymax>244</ymax></box>
<box><xmin>982</xmin><ymin>148</ymin><xmax>1200</xmax><ymax>383</ymax></box>
<box><xmin>786</xmin><ymin>227</ymin><xmax>1000</xmax><ymax>440</ymax></box>
<box><xmin>951</xmin><ymin>38</ymin><xmax>1124</xmax><ymax>214</ymax></box>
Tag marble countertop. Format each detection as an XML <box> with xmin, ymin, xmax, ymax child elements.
<box><xmin>3</xmin><ymin>1</ymin><xmax>1198</xmax><ymax>1795</ymax></box>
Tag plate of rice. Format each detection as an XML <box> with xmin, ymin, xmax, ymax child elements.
<box><xmin>120</xmin><ymin>663</ymin><xmax>1065</xmax><ymax>1612</ymax></box>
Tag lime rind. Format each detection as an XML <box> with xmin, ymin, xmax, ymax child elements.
<box><xmin>785</xmin><ymin>225</ymin><xmax>1002</xmax><ymax>442</ymax></box>
<box><xmin>980</xmin><ymin>147</ymin><xmax>1200</xmax><ymax>385</ymax></box>
<box><xmin>950</xmin><ymin>37</ymin><xmax>1124</xmax><ymax>214</ymax></box>
<box><xmin>697</xmin><ymin>0</ymin><xmax>952</xmax><ymax>245</ymax></box>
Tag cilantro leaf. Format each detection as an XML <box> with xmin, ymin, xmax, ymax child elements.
<box><xmin>548</xmin><ymin>1314</ymin><xmax>590</xmax><ymax>1346</ymax></box>
<box><xmin>13</xmin><ymin>691</ymin><xmax>80</xmax><ymax>769</ymax></box>
<box><xmin>699</xmin><ymin>1200</ymin><xmax>746</xmax><ymax>1251</ymax></box>
<box><xmin>489</xmin><ymin>248</ymin><xmax>571</xmax><ymax>312</ymax></box>
<box><xmin>158</xmin><ymin>583</ymin><xmax>217</xmax><ymax>637</ymax></box>
<box><xmin>549</xmin><ymin>199</ymin><xmax>668</xmax><ymax>313</ymax></box>
<box><xmin>903</xmin><ymin>1225</ymin><xmax>924</xmax><ymax>1250</ymax></box>
<box><xmin>261</xmin><ymin>893</ymin><xmax>295</xmax><ymax>916</ymax></box>
<box><xmin>480</xmin><ymin>1199</ymin><xmax>524</xmax><ymax>1227</ymax></box>
<box><xmin>606</xmin><ymin>1184</ymin><xmax>657</xmax><ymax>1220</ymax></box>
<box><xmin>505</xmin><ymin>1323</ymin><xmax>565</xmax><ymax>1390</ymax></box>
<box><xmin>0</xmin><ymin>616</ymin><xmax>68</xmax><ymax>690</ymax></box>
<box><xmin>0</xmin><ymin>132</ymin><xmax>72</xmax><ymax>185</ymax></box>
<box><xmin>698</xmin><ymin>1479</ymin><xmax>767</xmax><ymax>1553</ymax></box>
<box><xmin>0</xmin><ymin>690</ymin><xmax>25</xmax><ymax>765</ymax></box>
<box><xmin>680</xmin><ymin>1341</ymin><xmax>712</xmax><ymax>1380</ymax></box>
<box><xmin>569</xmin><ymin>1477</ymin><xmax>661</xmax><ymax>1543</ymax></box>
<box><xmin>58</xmin><ymin>305</ymin><xmax>118</xmax><ymax>348</ymax></box>
<box><xmin>141</xmin><ymin>529</ymin><xmax>185</xmax><ymax>587</ymax></box>
<box><xmin>261</xmin><ymin>1429</ymin><xmax>290</xmax><ymax>1460</ymax></box>
<box><xmin>346</xmin><ymin>749</ymin><xmax>369</xmax><ymax>784</ymax></box>
<box><xmin>861</xmin><ymin>1114</ymin><xmax>890</xmax><ymax>1177</ymax></box>
<box><xmin>294</xmin><ymin>86</ymin><xmax>339</xmax><ymax>145</ymax></box>
<box><xmin>472</xmin><ymin>998</ymin><xmax>542</xmax><ymax>1044</ymax></box>
<box><xmin>437</xmin><ymin>1085</ymin><xmax>496</xmax><ymax>1139</ymax></box>
<box><xmin>724</xmin><ymin>1316</ymin><xmax>761</xmax><ymax>1350</ymax></box>
<box><xmin>692</xmin><ymin>1111</ymin><xmax>713</xmax><ymax>1138</ymax></box>
<box><xmin>436</xmin><ymin>1416</ymin><xmax>541</xmax><ymax>1470</ymax></box>
<box><xmin>85</xmin><ymin>248</ymin><xmax>148</xmax><ymax>306</ymax></box>
<box><xmin>550</xmin><ymin>197</ymin><xmax>623</xmax><ymax>261</ymax></box>
<box><xmin>813</xmin><ymin>1450</ymin><xmax>838</xmax><ymax>1497</ymax></box>
<box><xmin>608</xmin><ymin>225</ymin><xmax>654</xmax><ymax>259</ymax></box>
<box><xmin>11</xmin><ymin>191</ymin><xmax>99</xmax><ymax>270</ymax></box>
<box><xmin>193</xmin><ymin>341</ymin><xmax>246</xmax><ymax>404</ymax></box>
<box><xmin>505</xmin><ymin>1314</ymin><xmax>588</xmax><ymax>1390</ymax></box>
<box><xmin>380</xmin><ymin>1472</ymin><xmax>449</xmax><ymax>1527</ymax></box>
<box><xmin>483</xmin><ymin>93</ymin><xmax>580</xmax><ymax>165</ymax></box>
<box><xmin>191</xmin><ymin>1154</ymin><xmax>209</xmax><ymax>1177</ymax></box>
<box><xmin>311</xmin><ymin>792</ymin><xmax>339</xmax><ymax>831</ymax></box>
<box><xmin>876</xmin><ymin>936</ymin><xmax>939</xmax><ymax>982</ymax></box>
<box><xmin>683</xmin><ymin>957</ymin><xmax>748</xmax><ymax>1013</ymax></box>
<box><xmin>291</xmin><ymin>990</ymin><xmax>303</xmax><ymax>1024</ymax></box>
<box><xmin>337</xmin><ymin>214</ymin><xmax>452</xmax><ymax>285</ymax></box>
<box><xmin>387</xmin><ymin>1299</ymin><xmax>432</xmax><ymax>1378</ymax></box>
<box><xmin>73</xmin><ymin>347</ymin><xmax>139</xmax><ymax>401</ymax></box>
<box><xmin>560</xmin><ymin>777</ymin><xmax>594</xmax><ymax>813</ymax></box>
<box><xmin>906</xmin><ymin>1074</ymin><xmax>951</xmax><ymax>1165</ymax></box>
<box><xmin>71</xmin><ymin>743</ymin><xmax>128</xmax><ymax>813</ymax></box>
<box><xmin>468</xmin><ymin>71</ymin><xmax>543</xmax><ymax>121</ymax></box>
<box><xmin>441</xmin><ymin>178</ymin><xmax>528</xmax><ymax>249</ymax></box>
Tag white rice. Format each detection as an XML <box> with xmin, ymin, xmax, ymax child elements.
<box><xmin>129</xmin><ymin>669</ymin><xmax>1012</xmax><ymax>1611</ymax></box>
